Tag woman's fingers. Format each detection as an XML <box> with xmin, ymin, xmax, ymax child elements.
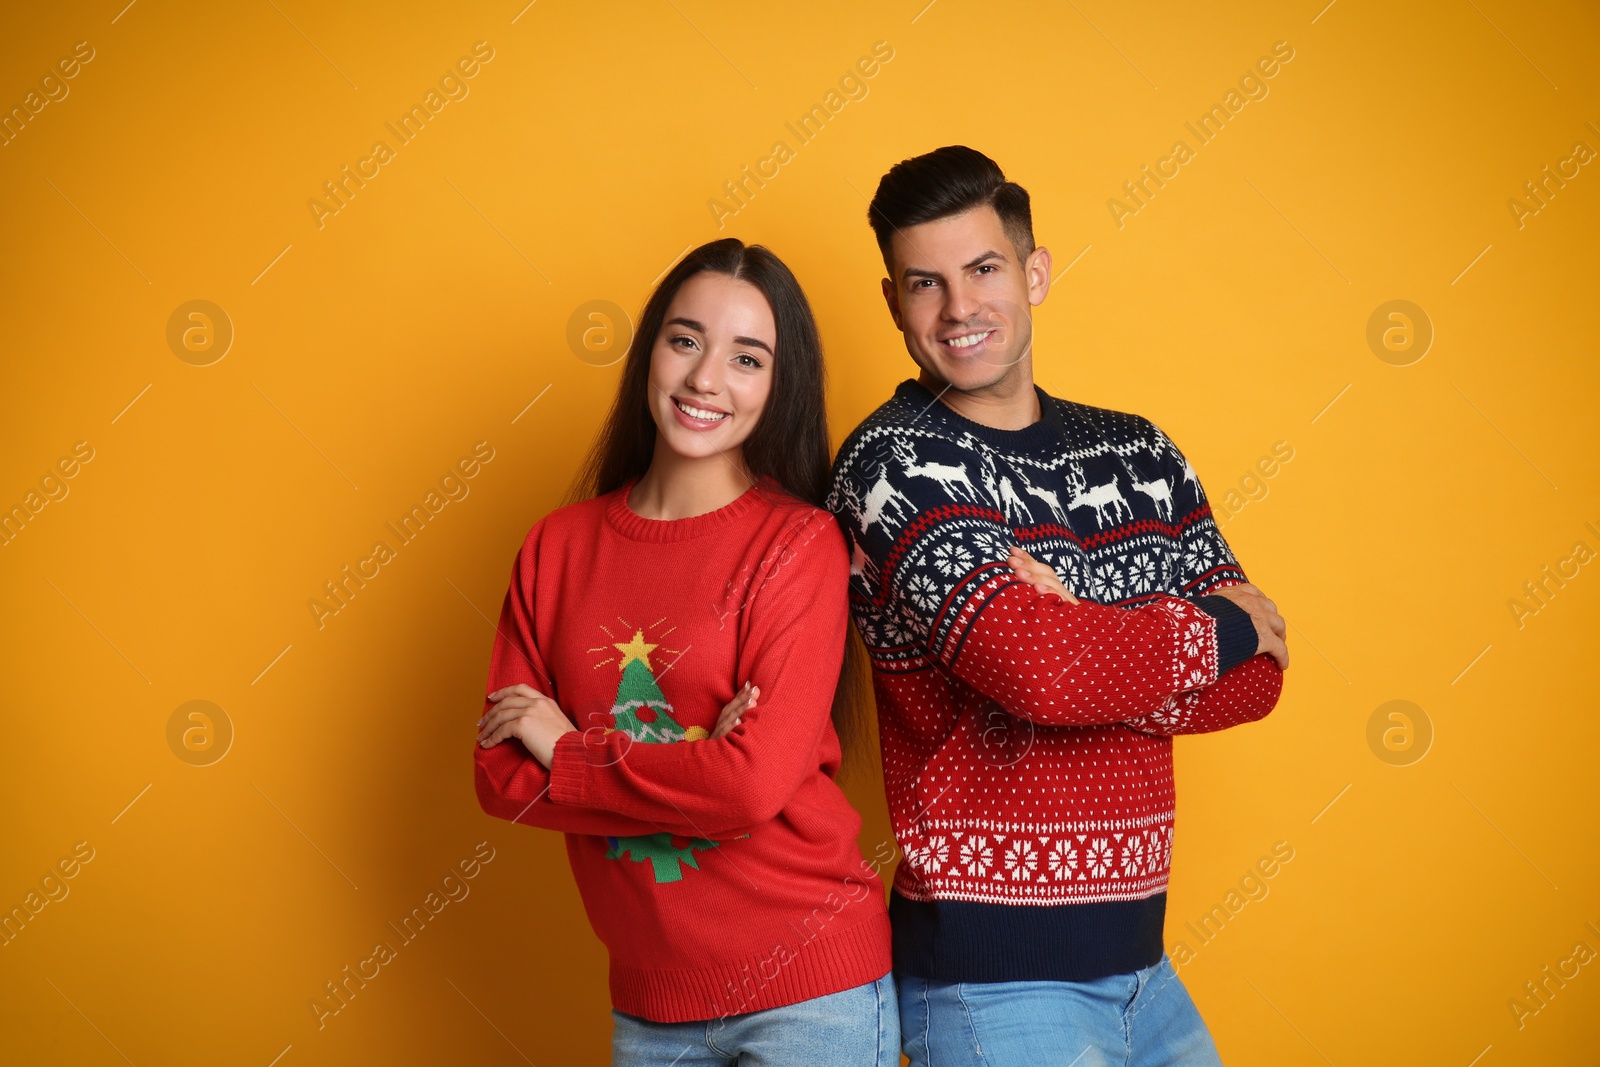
<box><xmin>711</xmin><ymin>683</ymin><xmax>758</xmax><ymax>739</ymax></box>
<box><xmin>478</xmin><ymin>697</ymin><xmax>530</xmax><ymax>729</ymax></box>
<box><xmin>486</xmin><ymin>683</ymin><xmax>545</xmax><ymax>704</ymax></box>
<box><xmin>477</xmin><ymin>704</ymin><xmax>530</xmax><ymax>743</ymax></box>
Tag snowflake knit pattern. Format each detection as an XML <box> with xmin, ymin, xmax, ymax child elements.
<box><xmin>826</xmin><ymin>378</ymin><xmax>1283</xmax><ymax>982</ymax></box>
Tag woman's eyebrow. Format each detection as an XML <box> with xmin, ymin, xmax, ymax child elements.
<box><xmin>733</xmin><ymin>335</ymin><xmax>774</xmax><ymax>356</ymax></box>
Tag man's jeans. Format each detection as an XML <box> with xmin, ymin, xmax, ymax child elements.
<box><xmin>898</xmin><ymin>955</ymin><xmax>1224</xmax><ymax>1066</ymax></box>
<box><xmin>610</xmin><ymin>972</ymin><xmax>900</xmax><ymax>1066</ymax></box>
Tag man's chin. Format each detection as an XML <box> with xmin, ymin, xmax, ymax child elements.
<box><xmin>917</xmin><ymin>357</ymin><xmax>1019</xmax><ymax>396</ymax></box>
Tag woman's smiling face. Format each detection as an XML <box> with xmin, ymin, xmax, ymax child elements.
<box><xmin>647</xmin><ymin>271</ymin><xmax>776</xmax><ymax>465</ymax></box>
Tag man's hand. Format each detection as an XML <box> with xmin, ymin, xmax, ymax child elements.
<box><xmin>1207</xmin><ymin>582</ymin><xmax>1289</xmax><ymax>671</ymax></box>
<box><xmin>1007</xmin><ymin>547</ymin><xmax>1080</xmax><ymax>604</ymax></box>
<box><xmin>478</xmin><ymin>683</ymin><xmax>577</xmax><ymax>767</ymax></box>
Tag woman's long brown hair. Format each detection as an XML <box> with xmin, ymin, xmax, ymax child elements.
<box><xmin>567</xmin><ymin>237</ymin><xmax>870</xmax><ymax>775</ymax></box>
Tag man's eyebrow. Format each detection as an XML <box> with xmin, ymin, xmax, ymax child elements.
<box><xmin>665</xmin><ymin>318</ymin><xmax>774</xmax><ymax>356</ymax></box>
<box><xmin>901</xmin><ymin>249</ymin><xmax>1007</xmax><ymax>281</ymax></box>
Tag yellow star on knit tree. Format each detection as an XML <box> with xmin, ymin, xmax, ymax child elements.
<box><xmin>613</xmin><ymin>630</ymin><xmax>658</xmax><ymax>671</ymax></box>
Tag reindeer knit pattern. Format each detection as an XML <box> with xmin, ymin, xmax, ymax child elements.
<box><xmin>826</xmin><ymin>378</ymin><xmax>1283</xmax><ymax>983</ymax></box>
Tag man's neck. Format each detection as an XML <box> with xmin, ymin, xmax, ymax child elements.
<box><xmin>919</xmin><ymin>368</ymin><xmax>1042</xmax><ymax>431</ymax></box>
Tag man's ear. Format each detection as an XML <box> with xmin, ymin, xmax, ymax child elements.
<box><xmin>880</xmin><ymin>276</ymin><xmax>903</xmax><ymax>331</ymax></box>
<box><xmin>1026</xmin><ymin>246</ymin><xmax>1052</xmax><ymax>308</ymax></box>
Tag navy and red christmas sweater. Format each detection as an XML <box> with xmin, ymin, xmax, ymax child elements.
<box><xmin>825</xmin><ymin>377</ymin><xmax>1284</xmax><ymax>983</ymax></box>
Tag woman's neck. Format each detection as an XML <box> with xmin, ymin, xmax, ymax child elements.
<box><xmin>626</xmin><ymin>445</ymin><xmax>756</xmax><ymax>521</ymax></box>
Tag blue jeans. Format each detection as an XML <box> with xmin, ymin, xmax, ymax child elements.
<box><xmin>610</xmin><ymin>972</ymin><xmax>900</xmax><ymax>1066</ymax></box>
<box><xmin>898</xmin><ymin>955</ymin><xmax>1224</xmax><ymax>1066</ymax></box>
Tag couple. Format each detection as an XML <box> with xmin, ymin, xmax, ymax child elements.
<box><xmin>473</xmin><ymin>145</ymin><xmax>1289</xmax><ymax>1066</ymax></box>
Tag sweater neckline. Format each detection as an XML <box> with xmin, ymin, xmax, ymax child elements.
<box><xmin>604</xmin><ymin>475</ymin><xmax>771</xmax><ymax>542</ymax></box>
<box><xmin>896</xmin><ymin>378</ymin><xmax>1063</xmax><ymax>453</ymax></box>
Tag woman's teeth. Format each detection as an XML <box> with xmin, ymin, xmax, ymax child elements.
<box><xmin>674</xmin><ymin>399</ymin><xmax>728</xmax><ymax>421</ymax></box>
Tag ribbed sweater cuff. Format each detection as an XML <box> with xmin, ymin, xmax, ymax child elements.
<box><xmin>545</xmin><ymin>730</ymin><xmax>591</xmax><ymax>806</ymax></box>
<box><xmin>1193</xmin><ymin>595</ymin><xmax>1259</xmax><ymax>676</ymax></box>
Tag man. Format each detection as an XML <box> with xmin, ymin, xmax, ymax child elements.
<box><xmin>826</xmin><ymin>145</ymin><xmax>1289</xmax><ymax>1065</ymax></box>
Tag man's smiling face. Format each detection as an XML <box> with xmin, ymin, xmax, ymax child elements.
<box><xmin>880</xmin><ymin>203</ymin><xmax>1050</xmax><ymax>397</ymax></box>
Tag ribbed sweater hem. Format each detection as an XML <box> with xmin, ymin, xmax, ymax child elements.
<box><xmin>609</xmin><ymin>908</ymin><xmax>894</xmax><ymax>1023</ymax></box>
<box><xmin>890</xmin><ymin>889</ymin><xmax>1166</xmax><ymax>983</ymax></box>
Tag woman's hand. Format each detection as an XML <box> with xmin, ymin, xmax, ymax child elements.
<box><xmin>709</xmin><ymin>681</ymin><xmax>759</xmax><ymax>740</ymax></box>
<box><xmin>1008</xmin><ymin>546</ymin><xmax>1079</xmax><ymax>604</ymax></box>
<box><xmin>478</xmin><ymin>683</ymin><xmax>577</xmax><ymax>767</ymax></box>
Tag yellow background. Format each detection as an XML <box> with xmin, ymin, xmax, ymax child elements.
<box><xmin>2</xmin><ymin>1</ymin><xmax>1597</xmax><ymax>1063</ymax></box>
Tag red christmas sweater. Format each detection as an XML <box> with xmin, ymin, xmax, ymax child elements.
<box><xmin>826</xmin><ymin>379</ymin><xmax>1285</xmax><ymax>982</ymax></box>
<box><xmin>474</xmin><ymin>476</ymin><xmax>892</xmax><ymax>1022</ymax></box>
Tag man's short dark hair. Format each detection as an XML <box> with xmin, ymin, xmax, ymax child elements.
<box><xmin>867</xmin><ymin>145</ymin><xmax>1035</xmax><ymax>274</ymax></box>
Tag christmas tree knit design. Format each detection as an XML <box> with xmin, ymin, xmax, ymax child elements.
<box><xmin>602</xmin><ymin>629</ymin><xmax>734</xmax><ymax>884</ymax></box>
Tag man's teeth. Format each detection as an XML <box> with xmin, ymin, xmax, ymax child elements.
<box><xmin>675</xmin><ymin>399</ymin><xmax>727</xmax><ymax>421</ymax></box>
<box><xmin>945</xmin><ymin>331</ymin><xmax>992</xmax><ymax>349</ymax></box>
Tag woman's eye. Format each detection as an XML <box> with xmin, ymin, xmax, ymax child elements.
<box><xmin>671</xmin><ymin>336</ymin><xmax>697</xmax><ymax>350</ymax></box>
<box><xmin>734</xmin><ymin>353</ymin><xmax>763</xmax><ymax>368</ymax></box>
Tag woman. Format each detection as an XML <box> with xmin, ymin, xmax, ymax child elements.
<box><xmin>473</xmin><ymin>238</ymin><xmax>898</xmax><ymax>1065</ymax></box>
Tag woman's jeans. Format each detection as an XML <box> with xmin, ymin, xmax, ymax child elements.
<box><xmin>610</xmin><ymin>972</ymin><xmax>900</xmax><ymax>1066</ymax></box>
<box><xmin>898</xmin><ymin>955</ymin><xmax>1224</xmax><ymax>1066</ymax></box>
